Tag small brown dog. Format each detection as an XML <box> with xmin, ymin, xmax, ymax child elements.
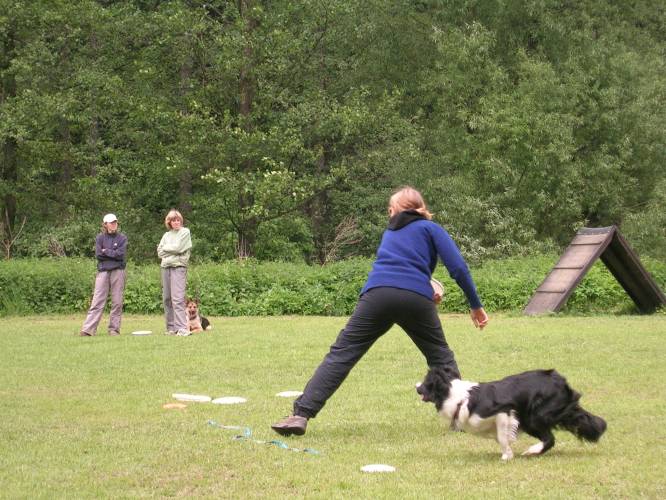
<box><xmin>186</xmin><ymin>299</ymin><xmax>212</xmax><ymax>333</ymax></box>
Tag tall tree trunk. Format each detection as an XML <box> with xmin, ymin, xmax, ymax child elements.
<box><xmin>1</xmin><ymin>21</ymin><xmax>17</xmax><ymax>254</ymax></box>
<box><xmin>2</xmin><ymin>138</ymin><xmax>17</xmax><ymax>251</ymax></box>
<box><xmin>179</xmin><ymin>56</ymin><xmax>193</xmax><ymax>214</ymax></box>
<box><xmin>307</xmin><ymin>152</ymin><xmax>331</xmax><ymax>264</ymax></box>
<box><xmin>236</xmin><ymin>0</ymin><xmax>258</xmax><ymax>258</ymax></box>
<box><xmin>239</xmin><ymin>0</ymin><xmax>255</xmax><ymax>122</ymax></box>
<box><xmin>307</xmin><ymin>19</ymin><xmax>332</xmax><ymax>264</ymax></box>
<box><xmin>88</xmin><ymin>29</ymin><xmax>100</xmax><ymax>178</ymax></box>
<box><xmin>57</xmin><ymin>39</ymin><xmax>73</xmax><ymax>194</ymax></box>
<box><xmin>59</xmin><ymin>118</ymin><xmax>73</xmax><ymax>187</ymax></box>
<box><xmin>88</xmin><ymin>116</ymin><xmax>99</xmax><ymax>178</ymax></box>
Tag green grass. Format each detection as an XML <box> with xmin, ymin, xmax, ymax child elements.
<box><xmin>1</xmin><ymin>314</ymin><xmax>665</xmax><ymax>498</ymax></box>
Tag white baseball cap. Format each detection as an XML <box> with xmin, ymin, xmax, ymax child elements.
<box><xmin>103</xmin><ymin>213</ymin><xmax>118</xmax><ymax>223</ymax></box>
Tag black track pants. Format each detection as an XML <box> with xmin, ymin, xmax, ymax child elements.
<box><xmin>293</xmin><ymin>287</ymin><xmax>460</xmax><ymax>419</ymax></box>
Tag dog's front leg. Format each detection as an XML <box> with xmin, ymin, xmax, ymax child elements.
<box><xmin>495</xmin><ymin>413</ymin><xmax>514</xmax><ymax>461</ymax></box>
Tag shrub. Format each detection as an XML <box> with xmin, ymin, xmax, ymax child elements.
<box><xmin>0</xmin><ymin>256</ymin><xmax>663</xmax><ymax>317</ymax></box>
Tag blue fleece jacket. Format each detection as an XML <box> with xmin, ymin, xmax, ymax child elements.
<box><xmin>361</xmin><ymin>212</ymin><xmax>482</xmax><ymax>309</ymax></box>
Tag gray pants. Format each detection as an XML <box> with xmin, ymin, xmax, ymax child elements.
<box><xmin>81</xmin><ymin>269</ymin><xmax>126</xmax><ymax>335</ymax></box>
<box><xmin>161</xmin><ymin>266</ymin><xmax>188</xmax><ymax>332</ymax></box>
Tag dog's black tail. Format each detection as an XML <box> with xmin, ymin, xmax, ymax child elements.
<box><xmin>560</xmin><ymin>405</ymin><xmax>607</xmax><ymax>442</ymax></box>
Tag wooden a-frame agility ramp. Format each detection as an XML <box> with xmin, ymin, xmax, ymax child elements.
<box><xmin>524</xmin><ymin>226</ymin><xmax>666</xmax><ymax>315</ymax></box>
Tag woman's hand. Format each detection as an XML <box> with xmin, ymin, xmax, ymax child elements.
<box><xmin>470</xmin><ymin>307</ymin><xmax>489</xmax><ymax>330</ymax></box>
<box><xmin>433</xmin><ymin>292</ymin><xmax>443</xmax><ymax>304</ymax></box>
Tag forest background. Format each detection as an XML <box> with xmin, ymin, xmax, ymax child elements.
<box><xmin>1</xmin><ymin>0</ymin><xmax>665</xmax><ymax>266</ymax></box>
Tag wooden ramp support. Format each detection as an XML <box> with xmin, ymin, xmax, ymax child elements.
<box><xmin>524</xmin><ymin>226</ymin><xmax>666</xmax><ymax>315</ymax></box>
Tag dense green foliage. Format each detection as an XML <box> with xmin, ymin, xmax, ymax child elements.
<box><xmin>1</xmin><ymin>256</ymin><xmax>663</xmax><ymax>316</ymax></box>
<box><xmin>1</xmin><ymin>1</ymin><xmax>665</xmax><ymax>262</ymax></box>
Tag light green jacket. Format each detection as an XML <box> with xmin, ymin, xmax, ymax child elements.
<box><xmin>157</xmin><ymin>227</ymin><xmax>192</xmax><ymax>268</ymax></box>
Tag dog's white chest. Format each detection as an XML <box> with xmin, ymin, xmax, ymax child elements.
<box><xmin>465</xmin><ymin>414</ymin><xmax>499</xmax><ymax>436</ymax></box>
<box><xmin>439</xmin><ymin>380</ymin><xmax>507</xmax><ymax>438</ymax></box>
<box><xmin>439</xmin><ymin>380</ymin><xmax>477</xmax><ymax>428</ymax></box>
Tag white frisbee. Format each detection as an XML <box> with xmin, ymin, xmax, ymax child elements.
<box><xmin>430</xmin><ymin>278</ymin><xmax>444</xmax><ymax>297</ymax></box>
<box><xmin>211</xmin><ymin>396</ymin><xmax>247</xmax><ymax>405</ymax></box>
<box><xmin>360</xmin><ymin>464</ymin><xmax>396</xmax><ymax>473</ymax></box>
<box><xmin>275</xmin><ymin>391</ymin><xmax>303</xmax><ymax>398</ymax></box>
<box><xmin>172</xmin><ymin>393</ymin><xmax>212</xmax><ymax>403</ymax></box>
<box><xmin>131</xmin><ymin>330</ymin><xmax>152</xmax><ymax>336</ymax></box>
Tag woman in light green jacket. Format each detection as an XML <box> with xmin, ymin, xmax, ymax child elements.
<box><xmin>157</xmin><ymin>209</ymin><xmax>192</xmax><ymax>336</ymax></box>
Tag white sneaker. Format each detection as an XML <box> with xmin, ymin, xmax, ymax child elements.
<box><xmin>176</xmin><ymin>330</ymin><xmax>191</xmax><ymax>337</ymax></box>
<box><xmin>164</xmin><ymin>330</ymin><xmax>177</xmax><ymax>336</ymax></box>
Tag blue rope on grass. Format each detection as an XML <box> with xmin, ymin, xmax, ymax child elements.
<box><xmin>207</xmin><ymin>420</ymin><xmax>320</xmax><ymax>455</ymax></box>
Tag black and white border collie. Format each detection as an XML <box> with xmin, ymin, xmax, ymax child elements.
<box><xmin>416</xmin><ymin>366</ymin><xmax>606</xmax><ymax>460</ymax></box>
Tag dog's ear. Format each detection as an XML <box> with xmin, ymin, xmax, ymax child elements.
<box><xmin>425</xmin><ymin>366</ymin><xmax>460</xmax><ymax>390</ymax></box>
<box><xmin>441</xmin><ymin>365</ymin><xmax>461</xmax><ymax>380</ymax></box>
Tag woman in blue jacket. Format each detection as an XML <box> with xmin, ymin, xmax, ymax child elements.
<box><xmin>272</xmin><ymin>186</ymin><xmax>488</xmax><ymax>436</ymax></box>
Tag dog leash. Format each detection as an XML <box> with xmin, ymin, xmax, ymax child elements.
<box><xmin>207</xmin><ymin>420</ymin><xmax>320</xmax><ymax>455</ymax></box>
<box><xmin>450</xmin><ymin>399</ymin><xmax>467</xmax><ymax>432</ymax></box>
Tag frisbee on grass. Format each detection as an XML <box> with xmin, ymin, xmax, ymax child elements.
<box><xmin>430</xmin><ymin>278</ymin><xmax>444</xmax><ymax>297</ymax></box>
<box><xmin>361</xmin><ymin>464</ymin><xmax>396</xmax><ymax>473</ymax></box>
<box><xmin>163</xmin><ymin>402</ymin><xmax>187</xmax><ymax>409</ymax></box>
<box><xmin>131</xmin><ymin>330</ymin><xmax>152</xmax><ymax>336</ymax></box>
<box><xmin>172</xmin><ymin>393</ymin><xmax>212</xmax><ymax>403</ymax></box>
<box><xmin>211</xmin><ymin>396</ymin><xmax>247</xmax><ymax>405</ymax></box>
<box><xmin>275</xmin><ymin>391</ymin><xmax>303</xmax><ymax>398</ymax></box>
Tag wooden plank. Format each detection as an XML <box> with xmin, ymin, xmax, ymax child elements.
<box><xmin>577</xmin><ymin>226</ymin><xmax>615</xmax><ymax>235</ymax></box>
<box><xmin>524</xmin><ymin>293</ymin><xmax>562</xmax><ymax>315</ymax></box>
<box><xmin>569</xmin><ymin>233</ymin><xmax>611</xmax><ymax>245</ymax></box>
<box><xmin>537</xmin><ymin>269</ymin><xmax>583</xmax><ymax>292</ymax></box>
<box><xmin>555</xmin><ymin>245</ymin><xmax>602</xmax><ymax>269</ymax></box>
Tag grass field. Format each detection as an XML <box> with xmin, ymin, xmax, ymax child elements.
<box><xmin>1</xmin><ymin>314</ymin><xmax>665</xmax><ymax>499</ymax></box>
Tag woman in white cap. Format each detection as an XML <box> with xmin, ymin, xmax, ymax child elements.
<box><xmin>80</xmin><ymin>213</ymin><xmax>128</xmax><ymax>336</ymax></box>
<box><xmin>157</xmin><ymin>209</ymin><xmax>192</xmax><ymax>336</ymax></box>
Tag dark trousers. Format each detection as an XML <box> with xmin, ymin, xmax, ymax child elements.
<box><xmin>293</xmin><ymin>287</ymin><xmax>460</xmax><ymax>419</ymax></box>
